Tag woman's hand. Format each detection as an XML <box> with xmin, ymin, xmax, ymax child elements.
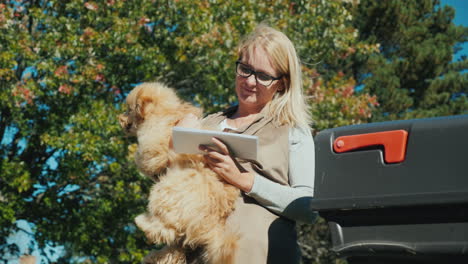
<box><xmin>200</xmin><ymin>137</ymin><xmax>254</xmax><ymax>192</ymax></box>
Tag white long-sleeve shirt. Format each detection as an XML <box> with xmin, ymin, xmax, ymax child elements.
<box><xmin>220</xmin><ymin>120</ymin><xmax>317</xmax><ymax>223</ymax></box>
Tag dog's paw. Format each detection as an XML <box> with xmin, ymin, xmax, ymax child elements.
<box><xmin>143</xmin><ymin>246</ymin><xmax>186</xmax><ymax>264</ymax></box>
<box><xmin>135</xmin><ymin>213</ymin><xmax>177</xmax><ymax>245</ymax></box>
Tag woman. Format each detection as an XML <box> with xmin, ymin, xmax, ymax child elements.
<box><xmin>182</xmin><ymin>24</ymin><xmax>316</xmax><ymax>263</ymax></box>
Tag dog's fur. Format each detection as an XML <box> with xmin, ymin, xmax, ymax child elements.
<box><xmin>119</xmin><ymin>82</ymin><xmax>240</xmax><ymax>264</ymax></box>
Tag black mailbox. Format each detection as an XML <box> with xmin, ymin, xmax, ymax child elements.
<box><xmin>313</xmin><ymin>115</ymin><xmax>468</xmax><ymax>263</ymax></box>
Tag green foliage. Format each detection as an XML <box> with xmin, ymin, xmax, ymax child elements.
<box><xmin>1</xmin><ymin>0</ymin><xmax>154</xmax><ymax>261</ymax></box>
<box><xmin>305</xmin><ymin>69</ymin><xmax>378</xmax><ymax>131</ymax></box>
<box><xmin>353</xmin><ymin>0</ymin><xmax>468</xmax><ymax>121</ymax></box>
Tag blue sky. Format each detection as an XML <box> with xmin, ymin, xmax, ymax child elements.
<box><xmin>442</xmin><ymin>0</ymin><xmax>468</xmax><ymax>26</ymax></box>
<box><xmin>441</xmin><ymin>0</ymin><xmax>468</xmax><ymax>60</ymax></box>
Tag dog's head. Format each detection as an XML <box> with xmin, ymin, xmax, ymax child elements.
<box><xmin>119</xmin><ymin>82</ymin><xmax>201</xmax><ymax>135</ymax></box>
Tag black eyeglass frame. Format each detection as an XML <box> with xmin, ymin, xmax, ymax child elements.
<box><xmin>235</xmin><ymin>60</ymin><xmax>283</xmax><ymax>86</ymax></box>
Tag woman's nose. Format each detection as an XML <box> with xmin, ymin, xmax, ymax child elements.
<box><xmin>246</xmin><ymin>74</ymin><xmax>257</xmax><ymax>86</ymax></box>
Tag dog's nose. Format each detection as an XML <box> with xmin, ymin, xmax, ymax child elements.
<box><xmin>126</xmin><ymin>122</ymin><xmax>132</xmax><ymax>131</ymax></box>
<box><xmin>118</xmin><ymin>114</ymin><xmax>130</xmax><ymax>129</ymax></box>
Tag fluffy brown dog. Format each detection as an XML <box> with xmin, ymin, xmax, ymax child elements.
<box><xmin>119</xmin><ymin>82</ymin><xmax>240</xmax><ymax>264</ymax></box>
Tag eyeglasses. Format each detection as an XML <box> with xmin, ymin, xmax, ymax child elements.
<box><xmin>235</xmin><ymin>61</ymin><xmax>282</xmax><ymax>86</ymax></box>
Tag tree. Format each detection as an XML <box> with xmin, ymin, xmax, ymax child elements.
<box><xmin>352</xmin><ymin>0</ymin><xmax>468</xmax><ymax>121</ymax></box>
<box><xmin>0</xmin><ymin>0</ymin><xmax>377</xmax><ymax>263</ymax></box>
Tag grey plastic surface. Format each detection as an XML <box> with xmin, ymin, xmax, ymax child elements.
<box><xmin>329</xmin><ymin>222</ymin><xmax>468</xmax><ymax>256</ymax></box>
<box><xmin>313</xmin><ymin>115</ymin><xmax>468</xmax><ymax>210</ymax></box>
<box><xmin>312</xmin><ymin>115</ymin><xmax>468</xmax><ymax>260</ymax></box>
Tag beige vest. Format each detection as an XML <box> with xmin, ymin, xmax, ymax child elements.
<box><xmin>201</xmin><ymin>106</ymin><xmax>301</xmax><ymax>264</ymax></box>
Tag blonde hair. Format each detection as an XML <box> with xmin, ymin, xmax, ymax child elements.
<box><xmin>237</xmin><ymin>24</ymin><xmax>311</xmax><ymax>128</ymax></box>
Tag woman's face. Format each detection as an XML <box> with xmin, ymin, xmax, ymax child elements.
<box><xmin>235</xmin><ymin>46</ymin><xmax>284</xmax><ymax>113</ymax></box>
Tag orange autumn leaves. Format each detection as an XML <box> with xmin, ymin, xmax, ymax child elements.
<box><xmin>305</xmin><ymin>68</ymin><xmax>379</xmax><ymax>130</ymax></box>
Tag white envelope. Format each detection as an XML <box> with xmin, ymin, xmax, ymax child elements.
<box><xmin>172</xmin><ymin>127</ymin><xmax>258</xmax><ymax>160</ymax></box>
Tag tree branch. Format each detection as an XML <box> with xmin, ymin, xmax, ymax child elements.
<box><xmin>7</xmin><ymin>130</ymin><xmax>21</xmax><ymax>160</ymax></box>
<box><xmin>27</xmin><ymin>1</ymin><xmax>34</xmax><ymax>35</ymax></box>
<box><xmin>0</xmin><ymin>107</ymin><xmax>10</xmax><ymax>148</ymax></box>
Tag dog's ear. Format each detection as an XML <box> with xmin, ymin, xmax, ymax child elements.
<box><xmin>135</xmin><ymin>90</ymin><xmax>155</xmax><ymax>120</ymax></box>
